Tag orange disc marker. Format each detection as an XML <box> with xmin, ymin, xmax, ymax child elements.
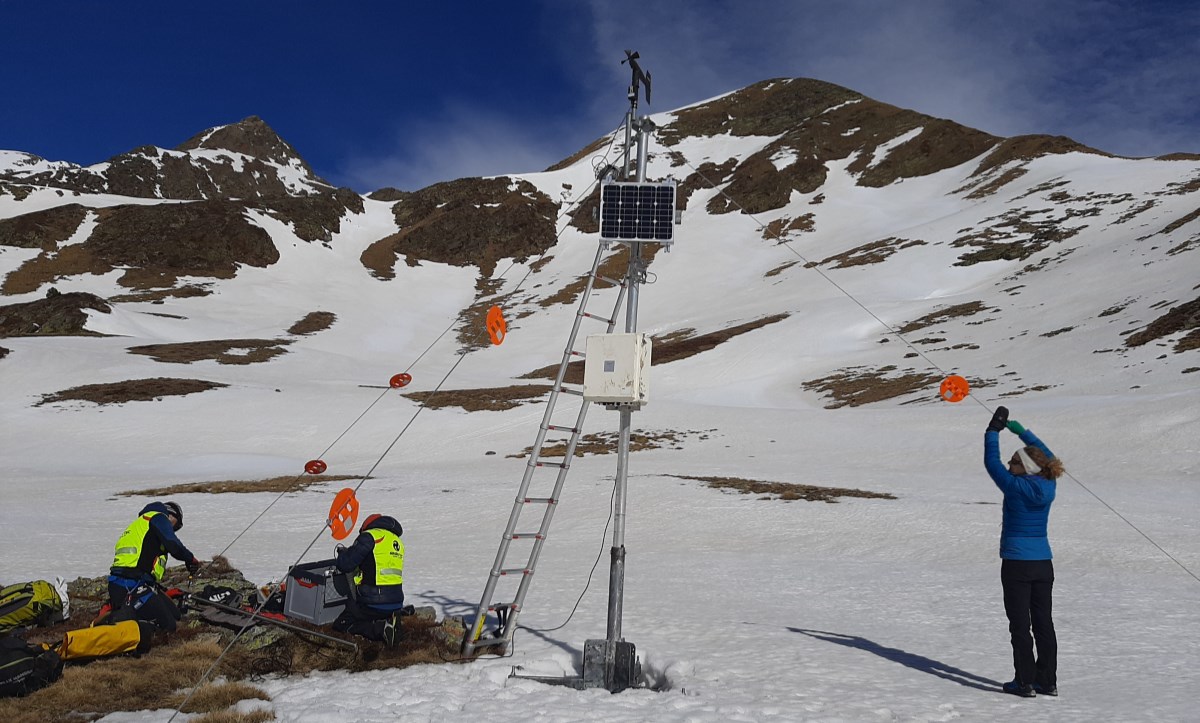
<box><xmin>486</xmin><ymin>305</ymin><xmax>507</xmax><ymax>345</ymax></box>
<box><xmin>939</xmin><ymin>375</ymin><xmax>970</xmax><ymax>403</ymax></box>
<box><xmin>304</xmin><ymin>459</ymin><xmax>328</xmax><ymax>475</ymax></box>
<box><xmin>327</xmin><ymin>488</ymin><xmax>360</xmax><ymax>541</ymax></box>
<box><xmin>390</xmin><ymin>373</ymin><xmax>412</xmax><ymax>388</ymax></box>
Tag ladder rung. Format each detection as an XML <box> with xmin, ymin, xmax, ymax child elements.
<box><xmin>578</xmin><ymin>311</ymin><xmax>615</xmax><ymax>324</ymax></box>
<box><xmin>544</xmin><ymin>424</ymin><xmax>579</xmax><ymax>433</ymax></box>
<box><xmin>488</xmin><ymin>602</ymin><xmax>520</xmax><ymax>612</ymax></box>
<box><xmin>499</xmin><ymin>568</ymin><xmax>532</xmax><ymax>576</ymax></box>
<box><xmin>522</xmin><ymin>497</ymin><xmax>557</xmax><ymax>504</ymax></box>
<box><xmin>558</xmin><ymin>387</ymin><xmax>584</xmax><ymax>397</ymax></box>
<box><xmin>569</xmin><ymin>350</ymin><xmax>585</xmax><ymax>358</ymax></box>
<box><xmin>534</xmin><ymin>460</ymin><xmax>565</xmax><ymax>469</ymax></box>
<box><xmin>510</xmin><ymin>532</ymin><xmax>545</xmax><ymax>540</ymax></box>
<box><xmin>593</xmin><ymin>273</ymin><xmax>622</xmax><ymax>286</ymax></box>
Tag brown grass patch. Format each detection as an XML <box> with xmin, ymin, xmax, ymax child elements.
<box><xmin>971</xmin><ymin>135</ymin><xmax>1106</xmax><ymax>178</ymax></box>
<box><xmin>521</xmin><ymin>314</ymin><xmax>789</xmax><ymax>382</ymax></box>
<box><xmin>287</xmin><ymin>311</ymin><xmax>336</xmax><ymax>335</ymax></box>
<box><xmin>818</xmin><ymin>237</ymin><xmax>927</xmax><ymax>269</ymax></box>
<box><xmin>4</xmin><ymin>201</ymin><xmax>281</xmax><ymax>293</ymax></box>
<box><xmin>0</xmin><ymin>242</ymin><xmax>109</xmax><ymax>295</ymax></box>
<box><xmin>536</xmin><ymin>244</ymin><xmax>664</xmax><ymax>308</ymax></box>
<box><xmin>117</xmin><ymin>474</ymin><xmax>363</xmax><ymax>497</ymax></box>
<box><xmin>1157</xmin><ymin>206</ymin><xmax>1200</xmax><ymax>237</ymax></box>
<box><xmin>960</xmin><ymin>167</ymin><xmax>1028</xmax><ymax>199</ymax></box>
<box><xmin>1124</xmin><ymin>295</ymin><xmax>1200</xmax><ymax>352</ymax></box>
<box><xmin>3</xmin><ymin>561</ymin><xmax>471</xmax><ymax>723</ymax></box>
<box><xmin>0</xmin><ymin>291</ymin><xmax>111</xmax><ymax>337</ymax></box>
<box><xmin>36</xmin><ymin>377</ymin><xmax>228</xmax><ymax>406</ymax></box>
<box><xmin>950</xmin><ymin>206</ymin><xmax>1083</xmax><ymax>266</ymax></box>
<box><xmin>803</xmin><ymin>365</ymin><xmax>941</xmax><ymax>408</ymax></box>
<box><xmin>764</xmin><ymin>261</ymin><xmax>799</xmax><ymax>278</ymax></box>
<box><xmin>189</xmin><ymin>705</ymin><xmax>276</xmax><ymax>723</ymax></box>
<box><xmin>107</xmin><ymin>284</ymin><xmax>214</xmax><ymax>303</ymax></box>
<box><xmin>545</xmin><ymin>134</ymin><xmax>614</xmax><ymax>172</ymax></box>
<box><xmin>509</xmin><ymin>428</ymin><xmax>710</xmax><ymax>458</ymax></box>
<box><xmin>675</xmin><ymin>158</ymin><xmax>738</xmax><ymax>211</ymax></box>
<box><xmin>762</xmin><ymin>214</ymin><xmax>816</xmax><ymax>241</ymax></box>
<box><xmin>0</xmin><ymin>203</ymin><xmax>88</xmax><ymax>250</ymax></box>
<box><xmin>360</xmin><ymin>176</ymin><xmax>557</xmax><ymax>279</ymax></box>
<box><xmin>896</xmin><ymin>301</ymin><xmax>990</xmax><ymax>334</ymax></box>
<box><xmin>0</xmin><ymin>638</ymin><xmax>241</xmax><ymax>722</ymax></box>
<box><xmin>172</xmin><ymin>680</ymin><xmax>272</xmax><ymax>715</ymax></box>
<box><xmin>128</xmin><ymin>338</ymin><xmax>292</xmax><ymax>364</ymax></box>
<box><xmin>668</xmin><ymin>474</ymin><xmax>896</xmax><ymax>503</ymax></box>
<box><xmin>404</xmin><ymin>384</ymin><xmax>552</xmax><ymax>412</ymax></box>
<box><xmin>454</xmin><ymin>276</ymin><xmax>538</xmax><ymax>353</ymax></box>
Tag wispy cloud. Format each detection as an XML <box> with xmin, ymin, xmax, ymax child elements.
<box><xmin>331</xmin><ymin>101</ymin><xmax>594</xmax><ymax>192</ymax></box>
<box><xmin>332</xmin><ymin>0</ymin><xmax>1199</xmax><ymax>190</ymax></box>
<box><xmin>570</xmin><ymin>0</ymin><xmax>1199</xmax><ymax>156</ymax></box>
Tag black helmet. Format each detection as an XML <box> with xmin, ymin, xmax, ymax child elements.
<box><xmin>164</xmin><ymin>501</ymin><xmax>183</xmax><ymax>531</ymax></box>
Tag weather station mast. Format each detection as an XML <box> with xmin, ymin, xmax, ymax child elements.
<box><xmin>591</xmin><ymin>48</ymin><xmax>670</xmax><ymax>687</ymax></box>
<box><xmin>462</xmin><ymin>50</ymin><xmax>678</xmax><ymax>694</ymax></box>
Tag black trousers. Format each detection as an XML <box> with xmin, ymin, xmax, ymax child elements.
<box><xmin>331</xmin><ymin>596</ymin><xmax>400</xmax><ymax>642</ymax></box>
<box><xmin>1001</xmin><ymin>559</ymin><xmax>1056</xmax><ymax>687</ymax></box>
<box><xmin>107</xmin><ymin>580</ymin><xmax>181</xmax><ymax>632</ymax></box>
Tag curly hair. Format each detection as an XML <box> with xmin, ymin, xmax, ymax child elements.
<box><xmin>1025</xmin><ymin>446</ymin><xmax>1065</xmax><ymax>480</ymax></box>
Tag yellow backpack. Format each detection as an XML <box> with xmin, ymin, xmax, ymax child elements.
<box><xmin>57</xmin><ymin>620</ymin><xmax>153</xmax><ymax>661</ymax></box>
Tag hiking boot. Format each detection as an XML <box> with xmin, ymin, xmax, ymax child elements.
<box><xmin>1002</xmin><ymin>681</ymin><xmax>1036</xmax><ymax>698</ymax></box>
<box><xmin>1033</xmin><ymin>683</ymin><xmax>1058</xmax><ymax>697</ymax></box>
<box><xmin>382</xmin><ymin>613</ymin><xmax>402</xmax><ymax>647</ymax></box>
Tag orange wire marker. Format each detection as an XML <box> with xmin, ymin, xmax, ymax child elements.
<box><xmin>327</xmin><ymin>488</ymin><xmax>359</xmax><ymax>541</ymax></box>
<box><xmin>486</xmin><ymin>305</ymin><xmax>507</xmax><ymax>345</ymax></box>
<box><xmin>304</xmin><ymin>459</ymin><xmax>328</xmax><ymax>474</ymax></box>
<box><xmin>939</xmin><ymin>375</ymin><xmax>970</xmax><ymax>403</ymax></box>
<box><xmin>389</xmin><ymin>373</ymin><xmax>412</xmax><ymax>388</ymax></box>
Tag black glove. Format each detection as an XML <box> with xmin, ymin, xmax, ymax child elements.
<box><xmin>986</xmin><ymin>406</ymin><xmax>1009</xmax><ymax>433</ymax></box>
<box><xmin>186</xmin><ymin>557</ymin><xmax>203</xmax><ymax>575</ymax></box>
<box><xmin>335</xmin><ymin>544</ymin><xmax>346</xmax><ymax>555</ymax></box>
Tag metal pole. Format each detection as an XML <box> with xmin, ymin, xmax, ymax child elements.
<box><xmin>622</xmin><ymin>110</ymin><xmax>633</xmax><ymax>181</ymax></box>
<box><xmin>606</xmin><ymin>110</ymin><xmax>650</xmax><ymax>646</ymax></box>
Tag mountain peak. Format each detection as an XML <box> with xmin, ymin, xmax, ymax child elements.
<box><xmin>176</xmin><ymin>116</ymin><xmax>314</xmax><ymax>172</ymax></box>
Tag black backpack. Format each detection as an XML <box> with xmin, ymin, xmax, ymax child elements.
<box><xmin>0</xmin><ymin>635</ymin><xmax>63</xmax><ymax>698</ymax></box>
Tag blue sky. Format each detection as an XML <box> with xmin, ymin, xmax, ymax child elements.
<box><xmin>2</xmin><ymin>1</ymin><xmax>1197</xmax><ymax>192</ymax></box>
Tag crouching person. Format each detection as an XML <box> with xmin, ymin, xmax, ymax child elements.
<box><xmin>332</xmin><ymin>513</ymin><xmax>405</xmax><ymax>646</ymax></box>
<box><xmin>108</xmin><ymin>501</ymin><xmax>203</xmax><ymax>632</ymax></box>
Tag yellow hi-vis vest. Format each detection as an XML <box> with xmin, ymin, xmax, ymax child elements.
<box><xmin>152</xmin><ymin>555</ymin><xmax>167</xmax><ymax>582</ymax></box>
<box><xmin>354</xmin><ymin>529</ymin><xmax>404</xmax><ymax>587</ymax></box>
<box><xmin>112</xmin><ymin>512</ymin><xmax>164</xmax><ymax>571</ymax></box>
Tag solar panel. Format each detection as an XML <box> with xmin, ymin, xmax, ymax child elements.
<box><xmin>599</xmin><ymin>181</ymin><xmax>676</xmax><ymax>243</ymax></box>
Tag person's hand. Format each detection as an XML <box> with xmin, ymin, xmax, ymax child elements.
<box><xmin>986</xmin><ymin>406</ymin><xmax>1009</xmax><ymax>432</ymax></box>
<box><xmin>335</xmin><ymin>544</ymin><xmax>346</xmax><ymax>555</ymax></box>
<box><xmin>185</xmin><ymin>557</ymin><xmax>203</xmax><ymax>575</ymax></box>
<box><xmin>1006</xmin><ymin>420</ymin><xmax>1026</xmax><ymax>435</ymax></box>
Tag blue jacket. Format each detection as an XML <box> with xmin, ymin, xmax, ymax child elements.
<box><xmin>335</xmin><ymin>515</ymin><xmax>405</xmax><ymax>609</ymax></box>
<box><xmin>110</xmin><ymin>502</ymin><xmax>197</xmax><ymax>583</ymax></box>
<box><xmin>984</xmin><ymin>428</ymin><xmax>1056</xmax><ymax>560</ymax></box>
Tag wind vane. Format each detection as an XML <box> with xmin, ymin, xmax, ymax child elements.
<box><xmin>622</xmin><ymin>49</ymin><xmax>651</xmax><ymax>107</ymax></box>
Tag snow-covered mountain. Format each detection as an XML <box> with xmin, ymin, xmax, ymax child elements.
<box><xmin>1</xmin><ymin>77</ymin><xmax>1198</xmax><ymax>721</ymax></box>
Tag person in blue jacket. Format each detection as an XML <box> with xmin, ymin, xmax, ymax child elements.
<box><xmin>984</xmin><ymin>406</ymin><xmax>1065</xmax><ymax>698</ymax></box>
<box><xmin>332</xmin><ymin>513</ymin><xmax>406</xmax><ymax>646</ymax></box>
<box><xmin>108</xmin><ymin>501</ymin><xmax>203</xmax><ymax>631</ymax></box>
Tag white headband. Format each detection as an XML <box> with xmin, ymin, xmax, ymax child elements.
<box><xmin>1014</xmin><ymin>448</ymin><xmax>1042</xmax><ymax>475</ymax></box>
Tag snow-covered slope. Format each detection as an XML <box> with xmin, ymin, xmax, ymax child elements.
<box><xmin>1</xmin><ymin>77</ymin><xmax>1198</xmax><ymax>721</ymax></box>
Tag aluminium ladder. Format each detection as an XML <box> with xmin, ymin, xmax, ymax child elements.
<box><xmin>463</xmin><ymin>242</ymin><xmax>630</xmax><ymax>655</ymax></box>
